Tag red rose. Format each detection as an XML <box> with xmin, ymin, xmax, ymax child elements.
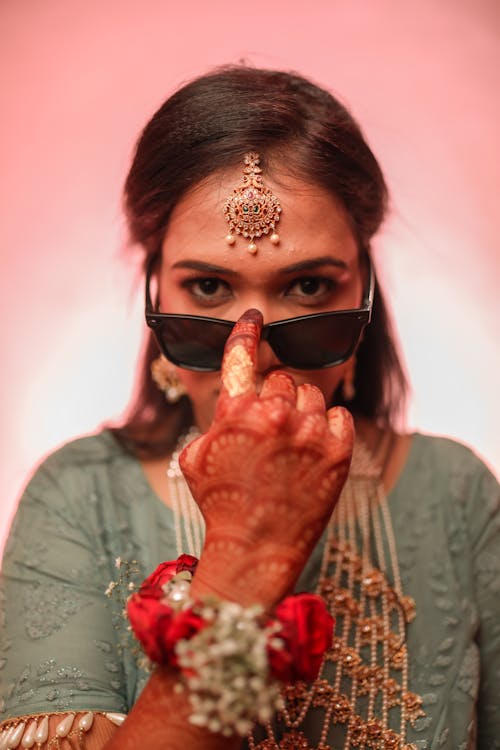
<box><xmin>127</xmin><ymin>594</ymin><xmax>174</xmax><ymax>663</ymax></box>
<box><xmin>162</xmin><ymin>606</ymin><xmax>208</xmax><ymax>667</ymax></box>
<box><xmin>176</xmin><ymin>554</ymin><xmax>199</xmax><ymax>576</ymax></box>
<box><xmin>138</xmin><ymin>556</ymin><xmax>199</xmax><ymax>599</ymax></box>
<box><xmin>138</xmin><ymin>561</ymin><xmax>178</xmax><ymax>598</ymax></box>
<box><xmin>127</xmin><ymin>557</ymin><xmax>201</xmax><ymax>664</ymax></box>
<box><xmin>268</xmin><ymin>594</ymin><xmax>334</xmax><ymax>682</ymax></box>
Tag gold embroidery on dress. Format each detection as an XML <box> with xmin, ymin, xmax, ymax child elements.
<box><xmin>248</xmin><ymin>439</ymin><xmax>425</xmax><ymax>750</ymax></box>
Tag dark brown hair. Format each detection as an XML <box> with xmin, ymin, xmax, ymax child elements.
<box><xmin>111</xmin><ymin>66</ymin><xmax>407</xmax><ymax>457</ymax></box>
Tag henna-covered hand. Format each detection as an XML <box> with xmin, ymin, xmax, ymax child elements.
<box><xmin>180</xmin><ymin>309</ymin><xmax>354</xmax><ymax>609</ymax></box>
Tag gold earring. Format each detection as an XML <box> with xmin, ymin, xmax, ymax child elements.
<box><xmin>342</xmin><ymin>355</ymin><xmax>356</xmax><ymax>402</ymax></box>
<box><xmin>223</xmin><ymin>152</ymin><xmax>282</xmax><ymax>254</ymax></box>
<box><xmin>151</xmin><ymin>356</ymin><xmax>188</xmax><ymax>404</ymax></box>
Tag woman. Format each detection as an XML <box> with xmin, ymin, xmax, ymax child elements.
<box><xmin>0</xmin><ymin>66</ymin><xmax>498</xmax><ymax>750</ymax></box>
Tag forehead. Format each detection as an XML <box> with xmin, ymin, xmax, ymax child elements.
<box><xmin>161</xmin><ymin>169</ymin><xmax>358</xmax><ymax>268</ymax></box>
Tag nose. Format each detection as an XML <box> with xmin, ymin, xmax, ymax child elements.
<box><xmin>234</xmin><ymin>304</ymin><xmax>283</xmax><ymax>373</ymax></box>
<box><xmin>255</xmin><ymin>337</ymin><xmax>282</xmax><ymax>374</ymax></box>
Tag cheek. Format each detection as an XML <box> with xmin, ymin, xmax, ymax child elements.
<box><xmin>176</xmin><ymin>369</ymin><xmax>221</xmax><ymax>428</ymax></box>
<box><xmin>177</xmin><ymin>369</ymin><xmax>221</xmax><ymax>398</ymax></box>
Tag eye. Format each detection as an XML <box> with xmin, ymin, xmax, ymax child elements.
<box><xmin>295</xmin><ymin>278</ymin><xmax>323</xmax><ymax>295</ymax></box>
<box><xmin>181</xmin><ymin>276</ymin><xmax>232</xmax><ymax>306</ymax></box>
<box><xmin>285</xmin><ymin>276</ymin><xmax>336</xmax><ymax>305</ymax></box>
<box><xmin>196</xmin><ymin>278</ymin><xmax>221</xmax><ymax>295</ymax></box>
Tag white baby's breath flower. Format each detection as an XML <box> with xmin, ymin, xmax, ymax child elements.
<box><xmin>115</xmin><ymin>556</ymin><xmax>122</xmax><ymax>569</ymax></box>
<box><xmin>174</xmin><ymin>598</ymin><xmax>282</xmax><ymax>736</ymax></box>
<box><xmin>105</xmin><ymin>581</ymin><xmax>117</xmax><ymax>597</ymax></box>
<box><xmin>137</xmin><ymin>655</ymin><xmax>153</xmax><ymax>672</ymax></box>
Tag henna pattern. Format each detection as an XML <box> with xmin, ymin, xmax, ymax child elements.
<box><xmin>181</xmin><ymin>309</ymin><xmax>354</xmax><ymax>609</ymax></box>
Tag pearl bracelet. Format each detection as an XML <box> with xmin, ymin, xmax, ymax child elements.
<box><xmin>127</xmin><ymin>555</ymin><xmax>334</xmax><ymax>736</ymax></box>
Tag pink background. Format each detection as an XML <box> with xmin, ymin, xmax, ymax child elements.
<box><xmin>1</xmin><ymin>0</ymin><xmax>499</xmax><ymax>550</ymax></box>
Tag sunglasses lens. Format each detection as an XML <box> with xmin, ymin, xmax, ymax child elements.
<box><xmin>149</xmin><ymin>311</ymin><xmax>367</xmax><ymax>372</ymax></box>
<box><xmin>155</xmin><ymin>317</ymin><xmax>232</xmax><ymax>371</ymax></box>
<box><xmin>268</xmin><ymin>313</ymin><xmax>364</xmax><ymax>368</ymax></box>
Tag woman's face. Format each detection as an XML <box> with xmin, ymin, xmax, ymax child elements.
<box><xmin>159</xmin><ymin>170</ymin><xmax>363</xmax><ymax>432</ymax></box>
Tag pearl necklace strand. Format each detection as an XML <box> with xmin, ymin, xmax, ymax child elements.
<box><xmin>166</xmin><ymin>426</ymin><xmax>205</xmax><ymax>558</ymax></box>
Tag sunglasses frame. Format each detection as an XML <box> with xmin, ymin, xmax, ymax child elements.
<box><xmin>145</xmin><ymin>253</ymin><xmax>374</xmax><ymax>371</ymax></box>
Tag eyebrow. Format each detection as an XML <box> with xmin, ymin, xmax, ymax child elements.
<box><xmin>171</xmin><ymin>256</ymin><xmax>348</xmax><ymax>275</ymax></box>
<box><xmin>280</xmin><ymin>256</ymin><xmax>348</xmax><ymax>273</ymax></box>
<box><xmin>171</xmin><ymin>260</ymin><xmax>238</xmax><ymax>275</ymax></box>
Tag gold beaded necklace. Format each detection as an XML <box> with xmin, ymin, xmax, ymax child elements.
<box><xmin>168</xmin><ymin>432</ymin><xmax>425</xmax><ymax>750</ymax></box>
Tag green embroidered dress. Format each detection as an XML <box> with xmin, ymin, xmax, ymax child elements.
<box><xmin>1</xmin><ymin>431</ymin><xmax>499</xmax><ymax>748</ymax></box>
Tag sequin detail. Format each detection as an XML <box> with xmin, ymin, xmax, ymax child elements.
<box><xmin>248</xmin><ymin>441</ymin><xmax>426</xmax><ymax>749</ymax></box>
<box><xmin>23</xmin><ymin>584</ymin><xmax>87</xmax><ymax>640</ymax></box>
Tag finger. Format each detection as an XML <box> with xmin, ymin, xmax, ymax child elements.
<box><xmin>326</xmin><ymin>406</ymin><xmax>355</xmax><ymax>452</ymax></box>
<box><xmin>293</xmin><ymin>410</ymin><xmax>329</xmax><ymax>444</ymax></box>
<box><xmin>220</xmin><ymin>309</ymin><xmax>263</xmax><ymax>399</ymax></box>
<box><xmin>296</xmin><ymin>383</ymin><xmax>326</xmax><ymax>414</ymax></box>
<box><xmin>256</xmin><ymin>370</ymin><xmax>297</xmax><ymax>429</ymax></box>
<box><xmin>178</xmin><ymin>431</ymin><xmax>206</xmax><ymax>488</ymax></box>
<box><xmin>179</xmin><ymin>431</ymin><xmax>204</xmax><ymax>469</ymax></box>
<box><xmin>259</xmin><ymin>370</ymin><xmax>297</xmax><ymax>404</ymax></box>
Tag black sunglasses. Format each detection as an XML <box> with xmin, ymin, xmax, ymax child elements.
<box><xmin>145</xmin><ymin>255</ymin><xmax>374</xmax><ymax>372</ymax></box>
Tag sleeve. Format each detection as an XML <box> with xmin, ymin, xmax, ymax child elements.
<box><xmin>467</xmin><ymin>461</ymin><xmax>500</xmax><ymax>747</ymax></box>
<box><xmin>0</xmin><ymin>455</ymin><xmax>133</xmax><ymax>722</ymax></box>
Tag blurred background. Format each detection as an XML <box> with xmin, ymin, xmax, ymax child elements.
<box><xmin>1</xmin><ymin>0</ymin><xmax>499</xmax><ymax>550</ymax></box>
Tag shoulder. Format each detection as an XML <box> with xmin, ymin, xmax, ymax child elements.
<box><xmin>37</xmin><ymin>430</ymin><xmax>126</xmax><ymax>472</ymax></box>
<box><xmin>393</xmin><ymin>431</ymin><xmax>499</xmax><ymax>527</ymax></box>
<box><xmin>407</xmin><ymin>432</ymin><xmax>497</xmax><ymax>487</ymax></box>
<box><xmin>4</xmin><ymin>431</ymin><xmax>146</xmax><ymax>567</ymax></box>
<box><xmin>20</xmin><ymin>430</ymin><xmax>132</xmax><ymax>510</ymax></box>
<box><xmin>404</xmin><ymin>432</ymin><xmax>500</xmax><ymax>540</ymax></box>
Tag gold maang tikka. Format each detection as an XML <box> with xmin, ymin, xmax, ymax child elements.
<box><xmin>223</xmin><ymin>152</ymin><xmax>282</xmax><ymax>254</ymax></box>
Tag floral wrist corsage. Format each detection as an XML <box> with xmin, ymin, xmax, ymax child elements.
<box><xmin>126</xmin><ymin>555</ymin><xmax>334</xmax><ymax>736</ymax></box>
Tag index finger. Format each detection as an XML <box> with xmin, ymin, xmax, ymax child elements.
<box><xmin>220</xmin><ymin>308</ymin><xmax>263</xmax><ymax>399</ymax></box>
